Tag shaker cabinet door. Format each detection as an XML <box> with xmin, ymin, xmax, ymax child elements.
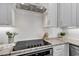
<box><xmin>71</xmin><ymin>3</ymin><xmax>77</xmax><ymax>27</ymax></box>
<box><xmin>47</xmin><ymin>3</ymin><xmax>57</xmax><ymax>27</ymax></box>
<box><xmin>76</xmin><ymin>3</ymin><xmax>79</xmax><ymax>27</ymax></box>
<box><xmin>43</xmin><ymin>3</ymin><xmax>57</xmax><ymax>27</ymax></box>
<box><xmin>53</xmin><ymin>44</ymin><xmax>69</xmax><ymax>56</ymax></box>
<box><xmin>57</xmin><ymin>3</ymin><xmax>77</xmax><ymax>28</ymax></box>
<box><xmin>57</xmin><ymin>3</ymin><xmax>72</xmax><ymax>27</ymax></box>
<box><xmin>0</xmin><ymin>4</ymin><xmax>8</xmax><ymax>25</ymax></box>
<box><xmin>53</xmin><ymin>44</ymin><xmax>65</xmax><ymax>56</ymax></box>
<box><xmin>0</xmin><ymin>3</ymin><xmax>15</xmax><ymax>26</ymax></box>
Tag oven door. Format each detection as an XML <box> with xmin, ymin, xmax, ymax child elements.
<box><xmin>18</xmin><ymin>48</ymin><xmax>53</xmax><ymax>56</ymax></box>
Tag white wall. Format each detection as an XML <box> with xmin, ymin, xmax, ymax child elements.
<box><xmin>15</xmin><ymin>9</ymin><xmax>62</xmax><ymax>41</ymax></box>
<box><xmin>14</xmin><ymin>9</ymin><xmax>45</xmax><ymax>42</ymax></box>
<box><xmin>14</xmin><ymin>9</ymin><xmax>63</xmax><ymax>42</ymax></box>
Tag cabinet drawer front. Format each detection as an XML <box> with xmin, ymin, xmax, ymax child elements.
<box><xmin>54</xmin><ymin>44</ymin><xmax>65</xmax><ymax>48</ymax></box>
<box><xmin>53</xmin><ymin>45</ymin><xmax>65</xmax><ymax>50</ymax></box>
<box><xmin>53</xmin><ymin>49</ymin><xmax>64</xmax><ymax>53</ymax></box>
<box><xmin>53</xmin><ymin>48</ymin><xmax>64</xmax><ymax>51</ymax></box>
<box><xmin>53</xmin><ymin>44</ymin><xmax>65</xmax><ymax>56</ymax></box>
<box><xmin>53</xmin><ymin>52</ymin><xmax>65</xmax><ymax>56</ymax></box>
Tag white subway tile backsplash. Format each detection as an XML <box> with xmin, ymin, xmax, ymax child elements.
<box><xmin>67</xmin><ymin>28</ymin><xmax>79</xmax><ymax>39</ymax></box>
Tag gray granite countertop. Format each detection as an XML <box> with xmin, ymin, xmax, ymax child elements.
<box><xmin>45</xmin><ymin>38</ymin><xmax>67</xmax><ymax>46</ymax></box>
<box><xmin>45</xmin><ymin>37</ymin><xmax>79</xmax><ymax>46</ymax></box>
<box><xmin>66</xmin><ymin>38</ymin><xmax>79</xmax><ymax>46</ymax></box>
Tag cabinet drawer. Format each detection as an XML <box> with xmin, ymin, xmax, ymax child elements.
<box><xmin>53</xmin><ymin>45</ymin><xmax>65</xmax><ymax>51</ymax></box>
<box><xmin>53</xmin><ymin>48</ymin><xmax>64</xmax><ymax>51</ymax></box>
<box><xmin>53</xmin><ymin>44</ymin><xmax>65</xmax><ymax>56</ymax></box>
<box><xmin>53</xmin><ymin>52</ymin><xmax>64</xmax><ymax>56</ymax></box>
<box><xmin>53</xmin><ymin>45</ymin><xmax>65</xmax><ymax>48</ymax></box>
<box><xmin>53</xmin><ymin>49</ymin><xmax>64</xmax><ymax>53</ymax></box>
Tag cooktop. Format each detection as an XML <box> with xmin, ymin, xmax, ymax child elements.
<box><xmin>13</xmin><ymin>39</ymin><xmax>51</xmax><ymax>51</ymax></box>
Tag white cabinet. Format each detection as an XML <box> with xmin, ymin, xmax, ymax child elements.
<box><xmin>43</xmin><ymin>3</ymin><xmax>78</xmax><ymax>28</ymax></box>
<box><xmin>76</xmin><ymin>4</ymin><xmax>79</xmax><ymax>27</ymax></box>
<box><xmin>53</xmin><ymin>44</ymin><xmax>65</xmax><ymax>56</ymax></box>
<box><xmin>0</xmin><ymin>3</ymin><xmax>15</xmax><ymax>27</ymax></box>
<box><xmin>58</xmin><ymin>3</ymin><xmax>76</xmax><ymax>27</ymax></box>
<box><xmin>47</xmin><ymin>3</ymin><xmax>57</xmax><ymax>27</ymax></box>
<box><xmin>58</xmin><ymin>3</ymin><xmax>72</xmax><ymax>27</ymax></box>
<box><xmin>71</xmin><ymin>3</ymin><xmax>77</xmax><ymax>27</ymax></box>
<box><xmin>53</xmin><ymin>43</ymin><xmax>69</xmax><ymax>56</ymax></box>
<box><xmin>43</xmin><ymin>3</ymin><xmax>57</xmax><ymax>27</ymax></box>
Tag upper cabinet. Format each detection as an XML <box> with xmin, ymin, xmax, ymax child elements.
<box><xmin>43</xmin><ymin>3</ymin><xmax>57</xmax><ymax>27</ymax></box>
<box><xmin>43</xmin><ymin>3</ymin><xmax>77</xmax><ymax>28</ymax></box>
<box><xmin>57</xmin><ymin>3</ymin><xmax>77</xmax><ymax>28</ymax></box>
<box><xmin>1</xmin><ymin>3</ymin><xmax>79</xmax><ymax>28</ymax></box>
<box><xmin>71</xmin><ymin>4</ymin><xmax>77</xmax><ymax>27</ymax></box>
<box><xmin>0</xmin><ymin>3</ymin><xmax>15</xmax><ymax>27</ymax></box>
<box><xmin>48</xmin><ymin>3</ymin><xmax>57</xmax><ymax>27</ymax></box>
<box><xmin>76</xmin><ymin>4</ymin><xmax>79</xmax><ymax>27</ymax></box>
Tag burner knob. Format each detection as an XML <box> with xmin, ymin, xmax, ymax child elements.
<box><xmin>34</xmin><ymin>45</ymin><xmax>36</xmax><ymax>47</ymax></box>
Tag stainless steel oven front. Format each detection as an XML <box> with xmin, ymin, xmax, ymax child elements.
<box><xmin>18</xmin><ymin>48</ymin><xmax>53</xmax><ymax>56</ymax></box>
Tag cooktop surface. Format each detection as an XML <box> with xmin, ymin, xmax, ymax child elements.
<box><xmin>13</xmin><ymin>39</ymin><xmax>51</xmax><ymax>51</ymax></box>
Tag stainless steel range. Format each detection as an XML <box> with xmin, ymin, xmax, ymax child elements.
<box><xmin>11</xmin><ymin>39</ymin><xmax>52</xmax><ymax>56</ymax></box>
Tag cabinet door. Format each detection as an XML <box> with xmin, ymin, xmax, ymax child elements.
<box><xmin>71</xmin><ymin>3</ymin><xmax>77</xmax><ymax>27</ymax></box>
<box><xmin>7</xmin><ymin>3</ymin><xmax>15</xmax><ymax>26</ymax></box>
<box><xmin>43</xmin><ymin>3</ymin><xmax>57</xmax><ymax>27</ymax></box>
<box><xmin>58</xmin><ymin>3</ymin><xmax>72</xmax><ymax>27</ymax></box>
<box><xmin>0</xmin><ymin>4</ymin><xmax>8</xmax><ymax>25</ymax></box>
<box><xmin>53</xmin><ymin>44</ymin><xmax>69</xmax><ymax>56</ymax></box>
<box><xmin>76</xmin><ymin>3</ymin><xmax>79</xmax><ymax>27</ymax></box>
<box><xmin>53</xmin><ymin>44</ymin><xmax>65</xmax><ymax>56</ymax></box>
<box><xmin>0</xmin><ymin>3</ymin><xmax>15</xmax><ymax>26</ymax></box>
<box><xmin>47</xmin><ymin>3</ymin><xmax>57</xmax><ymax>27</ymax></box>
